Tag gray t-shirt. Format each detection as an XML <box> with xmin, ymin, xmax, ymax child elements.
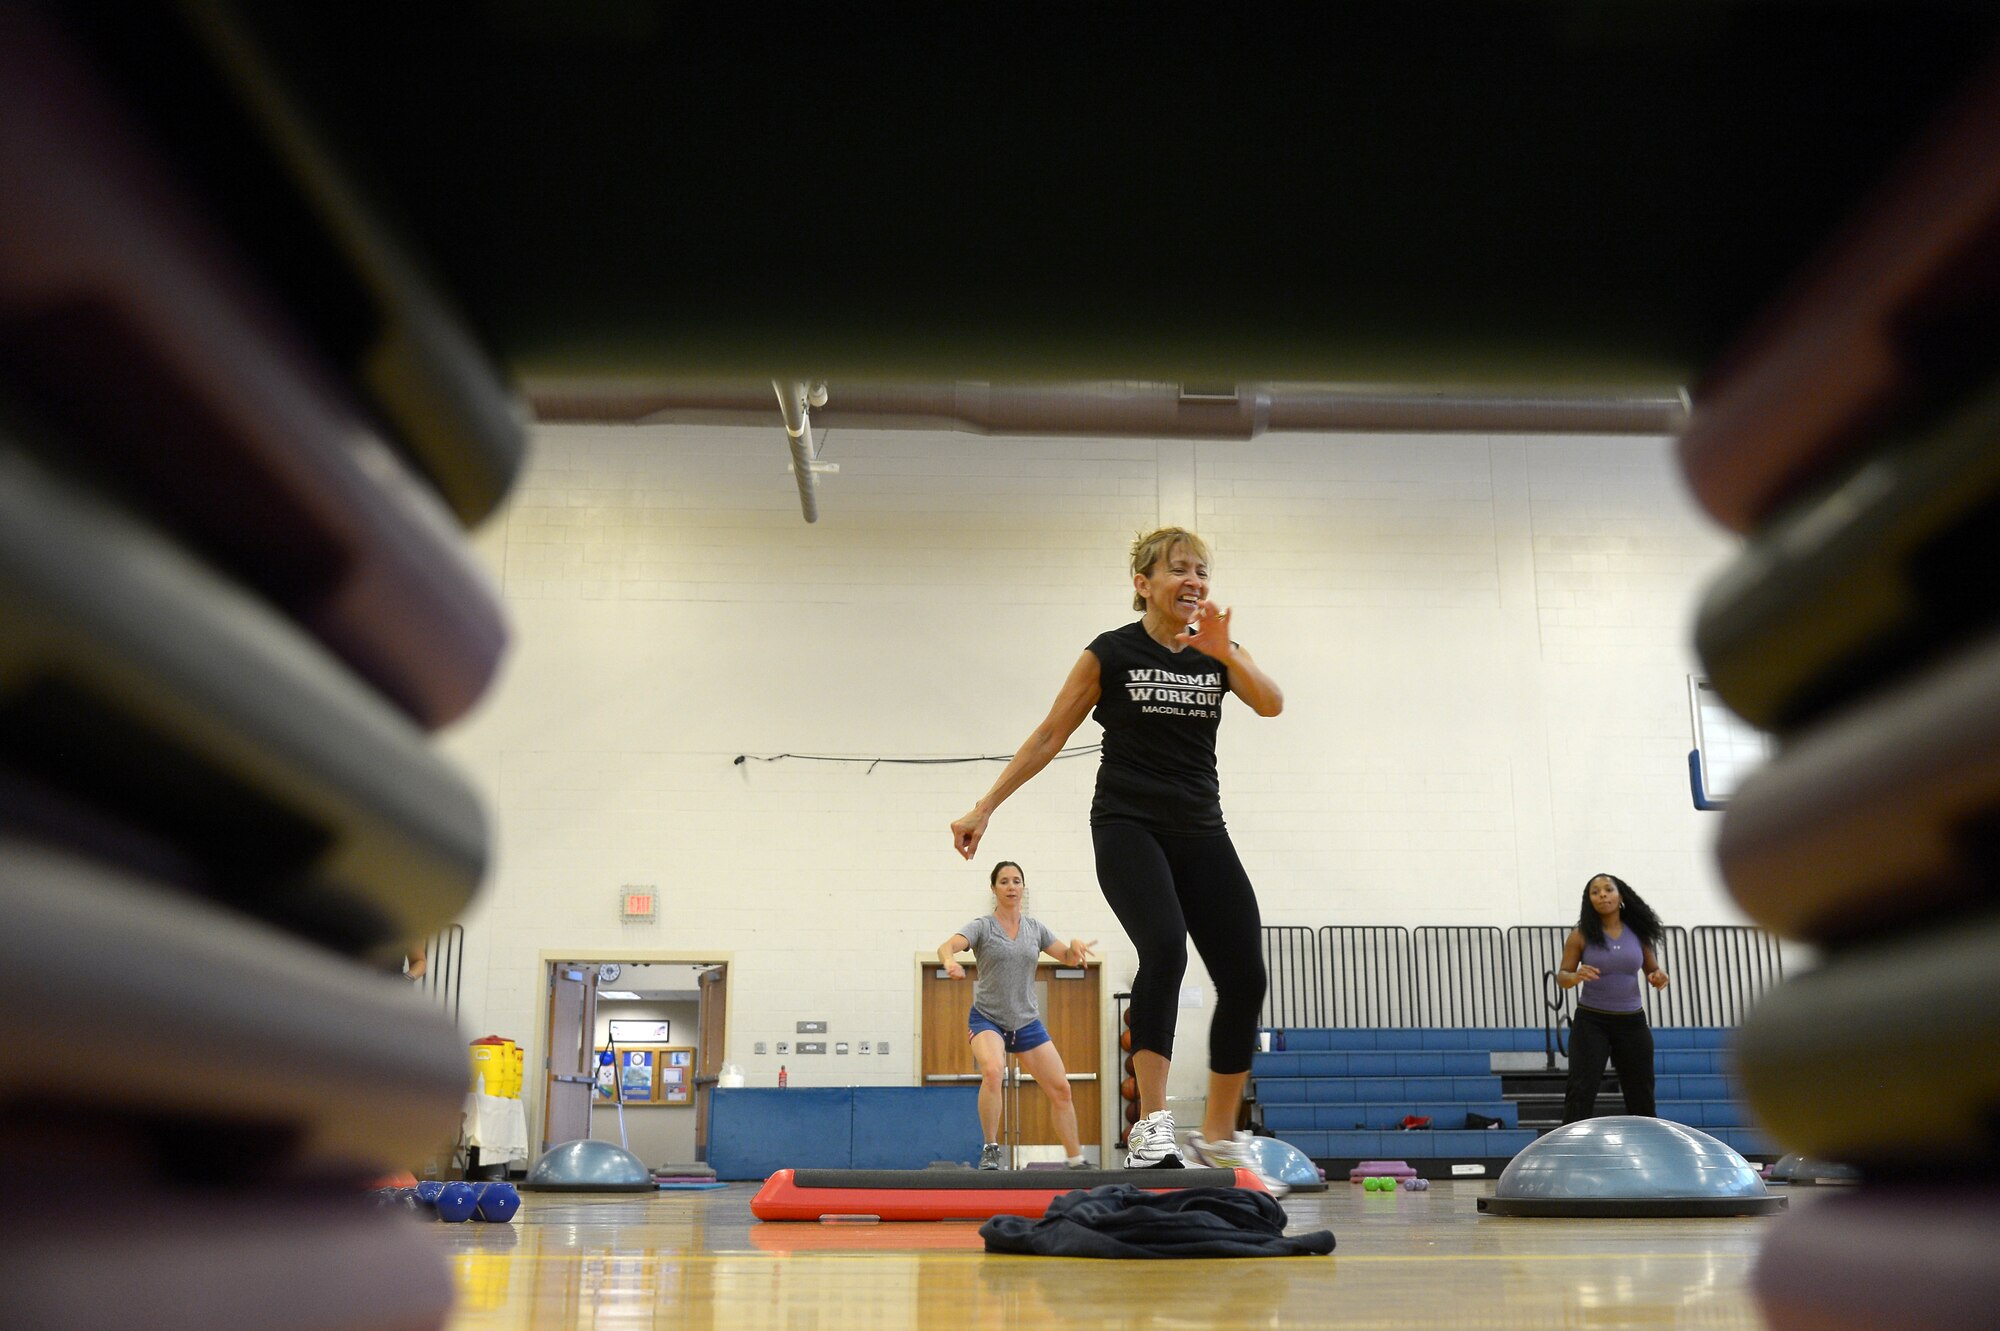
<box><xmin>960</xmin><ymin>914</ymin><xmax>1060</xmax><ymax>1031</ymax></box>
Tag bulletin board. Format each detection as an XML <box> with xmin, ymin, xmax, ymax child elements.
<box><xmin>594</xmin><ymin>1045</ymin><xmax>696</xmax><ymax>1105</ymax></box>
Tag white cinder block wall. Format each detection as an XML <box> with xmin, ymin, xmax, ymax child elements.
<box><xmin>440</xmin><ymin>424</ymin><xmax>1746</xmax><ymax>1138</ymax></box>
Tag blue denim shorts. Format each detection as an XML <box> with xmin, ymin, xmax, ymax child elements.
<box><xmin>967</xmin><ymin>1007</ymin><xmax>1051</xmax><ymax>1054</ymax></box>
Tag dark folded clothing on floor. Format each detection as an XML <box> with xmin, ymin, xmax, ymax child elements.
<box><xmin>979</xmin><ymin>1185</ymin><xmax>1335</xmax><ymax>1259</ymax></box>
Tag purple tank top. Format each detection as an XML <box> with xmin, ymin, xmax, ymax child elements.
<box><xmin>1578</xmin><ymin>927</ymin><xmax>1645</xmax><ymax>1013</ymax></box>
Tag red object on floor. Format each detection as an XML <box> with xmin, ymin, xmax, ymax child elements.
<box><xmin>750</xmin><ymin>1168</ymin><xmax>1267</xmax><ymax>1221</ymax></box>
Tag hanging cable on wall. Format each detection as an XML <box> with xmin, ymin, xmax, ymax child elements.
<box><xmin>733</xmin><ymin>744</ymin><xmax>1101</xmax><ymax>776</ymax></box>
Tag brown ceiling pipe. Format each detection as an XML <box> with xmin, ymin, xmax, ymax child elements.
<box><xmin>527</xmin><ymin>380</ymin><xmax>1689</xmax><ymax>437</ymax></box>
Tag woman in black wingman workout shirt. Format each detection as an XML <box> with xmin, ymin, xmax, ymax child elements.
<box><xmin>952</xmin><ymin>527</ymin><xmax>1287</xmax><ymax>1192</ymax></box>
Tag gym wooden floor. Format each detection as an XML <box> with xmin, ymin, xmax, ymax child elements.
<box><xmin>435</xmin><ymin>1181</ymin><xmax>1794</xmax><ymax>1329</ymax></box>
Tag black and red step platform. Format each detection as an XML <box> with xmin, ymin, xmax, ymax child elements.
<box><xmin>751</xmin><ymin>1167</ymin><xmax>1264</xmax><ymax>1221</ymax></box>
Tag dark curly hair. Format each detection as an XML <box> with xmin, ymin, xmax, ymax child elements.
<box><xmin>1576</xmin><ymin>873</ymin><xmax>1664</xmax><ymax>947</ymax></box>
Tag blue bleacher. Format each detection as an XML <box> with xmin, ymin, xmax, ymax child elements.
<box><xmin>1274</xmin><ymin>1028</ymin><xmax>1551</xmax><ymax>1053</ymax></box>
<box><xmin>1711</xmin><ymin>1128</ymin><xmax>1775</xmax><ymax>1156</ymax></box>
<box><xmin>1278</xmin><ymin>1128</ymin><xmax>1541</xmax><ymax>1159</ymax></box>
<box><xmin>1254</xmin><ymin>1027</ymin><xmax>1763</xmax><ymax>1163</ymax></box>
<box><xmin>1263</xmin><ymin>1101</ymin><xmax>1518</xmax><ymax>1131</ymax></box>
<box><xmin>1256</xmin><ymin>1075</ymin><xmax>1505</xmax><ymax>1104</ymax></box>
<box><xmin>1652</xmin><ymin>1074</ymin><xmax>1733</xmax><ymax>1099</ymax></box>
<box><xmin>1252</xmin><ymin>1050</ymin><xmax>1493</xmax><ymax>1078</ymax></box>
<box><xmin>1269</xmin><ymin>1027</ymin><xmax>1733</xmax><ymax>1057</ymax></box>
<box><xmin>1649</xmin><ymin>1029</ymin><xmax>1734</xmax><ymax>1051</ymax></box>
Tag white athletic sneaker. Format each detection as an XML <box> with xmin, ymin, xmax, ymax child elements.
<box><xmin>977</xmin><ymin>1143</ymin><xmax>1003</xmax><ymax>1170</ymax></box>
<box><xmin>1186</xmin><ymin>1129</ymin><xmax>1289</xmax><ymax>1198</ymax></box>
<box><xmin>1122</xmin><ymin>1110</ymin><xmax>1185</xmax><ymax>1169</ymax></box>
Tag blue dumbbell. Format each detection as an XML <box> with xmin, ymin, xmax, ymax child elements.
<box><xmin>434</xmin><ymin>1182</ymin><xmax>479</xmax><ymax>1222</ymax></box>
<box><xmin>474</xmin><ymin>1182</ymin><xmax>520</xmax><ymax>1223</ymax></box>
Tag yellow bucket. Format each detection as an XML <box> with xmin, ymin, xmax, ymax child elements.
<box><xmin>469</xmin><ymin>1036</ymin><xmax>517</xmax><ymax>1097</ymax></box>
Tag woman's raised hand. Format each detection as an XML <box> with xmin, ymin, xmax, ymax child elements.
<box><xmin>1067</xmin><ymin>939</ymin><xmax>1099</xmax><ymax>966</ymax></box>
<box><xmin>1186</xmin><ymin>601</ymin><xmax>1234</xmax><ymax>661</ymax></box>
<box><xmin>951</xmin><ymin>807</ymin><xmax>988</xmax><ymax>859</ymax></box>
<box><xmin>944</xmin><ymin>960</ymin><xmax>966</xmax><ymax>980</ymax></box>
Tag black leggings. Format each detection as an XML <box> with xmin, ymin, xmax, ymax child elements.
<box><xmin>1091</xmin><ymin>823</ymin><xmax>1265</xmax><ymax>1075</ymax></box>
<box><xmin>1563</xmin><ymin>1006</ymin><xmax>1656</xmax><ymax>1123</ymax></box>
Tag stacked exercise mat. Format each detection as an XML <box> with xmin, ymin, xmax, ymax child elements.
<box><xmin>0</xmin><ymin>9</ymin><xmax>522</xmax><ymax>1331</ymax></box>
<box><xmin>1677</xmin><ymin>52</ymin><xmax>2000</xmax><ymax>1331</ymax></box>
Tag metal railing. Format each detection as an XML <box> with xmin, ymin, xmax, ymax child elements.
<box><xmin>414</xmin><ymin>923</ymin><xmax>464</xmax><ymax>1025</ymax></box>
<box><xmin>1640</xmin><ymin>927</ymin><xmax>1695</xmax><ymax>1027</ymax></box>
<box><xmin>1262</xmin><ymin>922</ymin><xmax>1786</xmax><ymax>1033</ymax></box>
<box><xmin>1321</xmin><ymin>926</ymin><xmax>1416</xmax><ymax>1027</ymax></box>
<box><xmin>1260</xmin><ymin>926</ymin><xmax>1322</xmax><ymax>1028</ymax></box>
<box><xmin>1685</xmin><ymin>925</ymin><xmax>1786</xmax><ymax>1025</ymax></box>
<box><xmin>1413</xmin><ymin>927</ymin><xmax>1510</xmax><ymax>1027</ymax></box>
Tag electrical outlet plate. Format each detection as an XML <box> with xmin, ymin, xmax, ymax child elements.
<box><xmin>776</xmin><ymin>1042</ymin><xmax>789</xmax><ymax>1056</ymax></box>
<box><xmin>835</xmin><ymin>1042</ymin><xmax>849</xmax><ymax>1055</ymax></box>
<box><xmin>797</xmin><ymin>1041</ymin><xmax>826</xmax><ymax>1054</ymax></box>
<box><xmin>877</xmin><ymin>1041</ymin><xmax>890</xmax><ymax>1055</ymax></box>
<box><xmin>753</xmin><ymin>1042</ymin><xmax>767</xmax><ymax>1055</ymax></box>
<box><xmin>858</xmin><ymin>1041</ymin><xmax>872</xmax><ymax>1054</ymax></box>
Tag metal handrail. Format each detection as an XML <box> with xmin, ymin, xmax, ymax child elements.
<box><xmin>1541</xmin><ymin>968</ymin><xmax>1570</xmax><ymax>1071</ymax></box>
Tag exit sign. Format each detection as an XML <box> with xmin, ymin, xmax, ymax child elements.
<box><xmin>620</xmin><ymin>887</ymin><xmax>656</xmax><ymax>921</ymax></box>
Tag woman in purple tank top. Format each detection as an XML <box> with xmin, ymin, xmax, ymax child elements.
<box><xmin>1555</xmin><ymin>874</ymin><xmax>1670</xmax><ymax>1122</ymax></box>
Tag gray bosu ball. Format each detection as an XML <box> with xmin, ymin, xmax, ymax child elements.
<box><xmin>520</xmin><ymin>1139</ymin><xmax>656</xmax><ymax>1192</ymax></box>
<box><xmin>1240</xmin><ymin>1135</ymin><xmax>1329</xmax><ymax>1192</ymax></box>
<box><xmin>1766</xmin><ymin>1152</ymin><xmax>1862</xmax><ymax>1186</ymax></box>
<box><xmin>1478</xmin><ymin>1116</ymin><xmax>1787</xmax><ymax>1217</ymax></box>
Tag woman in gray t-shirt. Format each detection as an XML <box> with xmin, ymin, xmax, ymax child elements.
<box><xmin>937</xmin><ymin>860</ymin><xmax>1096</xmax><ymax>1169</ymax></box>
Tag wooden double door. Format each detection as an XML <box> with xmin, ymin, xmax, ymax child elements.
<box><xmin>919</xmin><ymin>959</ymin><xmax>1101</xmax><ymax>1149</ymax></box>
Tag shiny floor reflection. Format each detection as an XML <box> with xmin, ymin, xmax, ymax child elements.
<box><xmin>436</xmin><ymin>1182</ymin><xmax>1781</xmax><ymax>1329</ymax></box>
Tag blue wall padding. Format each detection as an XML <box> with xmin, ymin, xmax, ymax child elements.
<box><xmin>709</xmin><ymin>1086</ymin><xmax>982</xmax><ymax>1180</ymax></box>
<box><xmin>850</xmin><ymin>1087</ymin><xmax>981</xmax><ymax>1169</ymax></box>
<box><xmin>710</xmin><ymin>1089</ymin><xmax>853</xmax><ymax>1180</ymax></box>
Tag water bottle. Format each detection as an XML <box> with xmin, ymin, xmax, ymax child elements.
<box><xmin>777</xmin><ymin>1064</ymin><xmax>788</xmax><ymax>1089</ymax></box>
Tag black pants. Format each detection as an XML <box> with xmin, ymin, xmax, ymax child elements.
<box><xmin>1091</xmin><ymin>823</ymin><xmax>1265</xmax><ymax>1075</ymax></box>
<box><xmin>1563</xmin><ymin>1006</ymin><xmax>1656</xmax><ymax>1122</ymax></box>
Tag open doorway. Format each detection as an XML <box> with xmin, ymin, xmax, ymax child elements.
<box><xmin>541</xmin><ymin>958</ymin><xmax>728</xmax><ymax>1168</ymax></box>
